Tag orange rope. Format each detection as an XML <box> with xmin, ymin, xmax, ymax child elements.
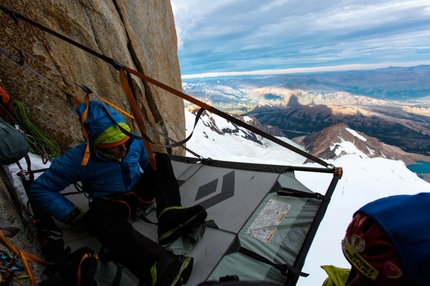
<box><xmin>0</xmin><ymin>231</ymin><xmax>51</xmax><ymax>285</ymax></box>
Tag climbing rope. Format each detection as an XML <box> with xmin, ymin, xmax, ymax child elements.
<box><xmin>12</xmin><ymin>100</ymin><xmax>62</xmax><ymax>159</ymax></box>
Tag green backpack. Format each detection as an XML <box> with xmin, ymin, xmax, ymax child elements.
<box><xmin>0</xmin><ymin>118</ymin><xmax>29</xmax><ymax>165</ymax></box>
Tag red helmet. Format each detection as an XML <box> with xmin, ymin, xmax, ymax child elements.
<box><xmin>342</xmin><ymin>212</ymin><xmax>403</xmax><ymax>286</ymax></box>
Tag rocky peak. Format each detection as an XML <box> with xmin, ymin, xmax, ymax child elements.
<box><xmin>294</xmin><ymin>123</ymin><xmax>430</xmax><ymax>166</ymax></box>
<box><xmin>187</xmin><ymin>106</ymin><xmax>284</xmax><ymax>145</ymax></box>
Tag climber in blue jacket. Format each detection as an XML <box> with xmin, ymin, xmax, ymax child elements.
<box><xmin>29</xmin><ymin>100</ymin><xmax>207</xmax><ymax>286</ymax></box>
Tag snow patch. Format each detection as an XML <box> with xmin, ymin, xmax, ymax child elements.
<box><xmin>346</xmin><ymin>127</ymin><xmax>367</xmax><ymax>141</ymax></box>
<box><xmin>331</xmin><ymin>139</ymin><xmax>368</xmax><ymax>158</ymax></box>
<box><xmin>243</xmin><ymin>116</ymin><xmax>252</xmax><ymax>123</ymax></box>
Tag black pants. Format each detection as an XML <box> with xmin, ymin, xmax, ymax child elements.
<box><xmin>84</xmin><ymin>153</ymin><xmax>181</xmax><ymax>283</ymax></box>
<box><xmin>135</xmin><ymin>153</ymin><xmax>181</xmax><ymax>215</ymax></box>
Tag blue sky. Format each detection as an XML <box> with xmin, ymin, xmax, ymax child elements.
<box><xmin>170</xmin><ymin>0</ymin><xmax>430</xmax><ymax>78</ymax></box>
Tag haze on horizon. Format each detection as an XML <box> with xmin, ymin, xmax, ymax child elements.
<box><xmin>171</xmin><ymin>0</ymin><xmax>430</xmax><ymax>79</ymax></box>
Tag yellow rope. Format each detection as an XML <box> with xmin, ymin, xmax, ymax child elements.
<box><xmin>12</xmin><ymin>100</ymin><xmax>62</xmax><ymax>159</ymax></box>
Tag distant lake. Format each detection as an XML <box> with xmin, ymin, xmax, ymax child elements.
<box><xmin>407</xmin><ymin>161</ymin><xmax>430</xmax><ymax>175</ymax></box>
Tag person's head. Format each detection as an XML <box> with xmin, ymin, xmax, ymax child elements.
<box><xmin>98</xmin><ymin>141</ymin><xmax>129</xmax><ymax>159</ymax></box>
<box><xmin>75</xmin><ymin>100</ymin><xmax>130</xmax><ymax>159</ymax></box>
<box><xmin>94</xmin><ymin>120</ymin><xmax>130</xmax><ymax>159</ymax></box>
<box><xmin>342</xmin><ymin>193</ymin><xmax>430</xmax><ymax>286</ymax></box>
<box><xmin>342</xmin><ymin>212</ymin><xmax>403</xmax><ymax>286</ymax></box>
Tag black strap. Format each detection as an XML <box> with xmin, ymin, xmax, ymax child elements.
<box><xmin>0</xmin><ymin>46</ymin><xmax>76</xmax><ymax>104</ymax></box>
<box><xmin>0</xmin><ymin>163</ymin><xmax>28</xmax><ymax>225</ymax></box>
<box><xmin>145</xmin><ymin>107</ymin><xmax>205</xmax><ymax>149</ymax></box>
<box><xmin>137</xmin><ymin>213</ymin><xmax>158</xmax><ymax>225</ymax></box>
<box><xmin>276</xmin><ymin>186</ymin><xmax>326</xmax><ymax>200</ymax></box>
<box><xmin>238</xmin><ymin>246</ymin><xmax>309</xmax><ymax>277</ymax></box>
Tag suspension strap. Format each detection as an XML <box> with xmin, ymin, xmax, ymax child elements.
<box><xmin>0</xmin><ymin>46</ymin><xmax>77</xmax><ymax>106</ymax></box>
<box><xmin>119</xmin><ymin>68</ymin><xmax>156</xmax><ymax>170</ymax></box>
<box><xmin>145</xmin><ymin>107</ymin><xmax>205</xmax><ymax>149</ymax></box>
<box><xmin>79</xmin><ymin>94</ymin><xmax>91</xmax><ymax>166</ymax></box>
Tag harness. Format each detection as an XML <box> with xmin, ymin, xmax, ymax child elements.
<box><xmin>89</xmin><ymin>190</ymin><xmax>156</xmax><ymax>225</ymax></box>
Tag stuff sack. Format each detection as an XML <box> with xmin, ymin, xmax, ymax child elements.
<box><xmin>41</xmin><ymin>246</ymin><xmax>133</xmax><ymax>286</ymax></box>
<box><xmin>0</xmin><ymin>86</ymin><xmax>13</xmax><ymax>119</ymax></box>
<box><xmin>0</xmin><ymin>118</ymin><xmax>29</xmax><ymax>165</ymax></box>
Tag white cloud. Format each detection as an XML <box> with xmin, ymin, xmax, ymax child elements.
<box><xmin>171</xmin><ymin>0</ymin><xmax>234</xmax><ymax>50</ymax></box>
<box><xmin>171</xmin><ymin>0</ymin><xmax>430</xmax><ymax>76</ymax></box>
<box><xmin>181</xmin><ymin>61</ymin><xmax>430</xmax><ymax>79</ymax></box>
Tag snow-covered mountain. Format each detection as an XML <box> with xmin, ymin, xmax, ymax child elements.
<box><xmin>184</xmin><ymin>107</ymin><xmax>307</xmax><ymax>165</ymax></box>
<box><xmin>293</xmin><ymin>123</ymin><xmax>430</xmax><ymax>166</ymax></box>
<box><xmin>184</xmin><ymin>107</ymin><xmax>430</xmax><ymax>286</ymax></box>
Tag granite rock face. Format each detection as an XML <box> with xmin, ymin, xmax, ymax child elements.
<box><xmin>0</xmin><ymin>1</ymin><xmax>185</xmax><ymax>280</ymax></box>
<box><xmin>0</xmin><ymin>0</ymin><xmax>185</xmax><ymax>154</ymax></box>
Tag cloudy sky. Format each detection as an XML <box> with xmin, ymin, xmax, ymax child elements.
<box><xmin>170</xmin><ymin>0</ymin><xmax>430</xmax><ymax>78</ymax></box>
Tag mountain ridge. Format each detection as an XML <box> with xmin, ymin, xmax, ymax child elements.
<box><xmin>183</xmin><ymin>65</ymin><xmax>430</xmax><ymax>101</ymax></box>
<box><xmin>182</xmin><ymin>65</ymin><xmax>430</xmax><ymax>156</ymax></box>
<box><xmin>185</xmin><ymin>107</ymin><xmax>430</xmax><ymax>183</ymax></box>
<box><xmin>293</xmin><ymin>123</ymin><xmax>430</xmax><ymax>163</ymax></box>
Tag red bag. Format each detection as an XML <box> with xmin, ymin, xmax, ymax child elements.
<box><xmin>0</xmin><ymin>86</ymin><xmax>13</xmax><ymax>119</ymax></box>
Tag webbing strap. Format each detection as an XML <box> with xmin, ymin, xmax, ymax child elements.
<box><xmin>100</xmin><ymin>97</ymin><xmax>134</xmax><ymax>119</ymax></box>
<box><xmin>138</xmin><ymin>213</ymin><xmax>158</xmax><ymax>225</ymax></box>
<box><xmin>276</xmin><ymin>187</ymin><xmax>326</xmax><ymax>200</ymax></box>
<box><xmin>80</xmin><ymin>94</ymin><xmax>91</xmax><ymax>166</ymax></box>
<box><xmin>77</xmin><ymin>252</ymin><xmax>98</xmax><ymax>286</ymax></box>
<box><xmin>119</xmin><ymin>68</ymin><xmax>156</xmax><ymax>170</ymax></box>
<box><xmin>238</xmin><ymin>246</ymin><xmax>309</xmax><ymax>278</ymax></box>
<box><xmin>77</xmin><ymin>253</ymin><xmax>90</xmax><ymax>286</ymax></box>
<box><xmin>0</xmin><ymin>231</ymin><xmax>52</xmax><ymax>285</ymax></box>
<box><xmin>0</xmin><ymin>46</ymin><xmax>77</xmax><ymax>106</ymax></box>
<box><xmin>145</xmin><ymin>107</ymin><xmax>205</xmax><ymax>149</ymax></box>
<box><xmin>0</xmin><ymin>46</ymin><xmax>54</xmax><ymax>86</ymax></box>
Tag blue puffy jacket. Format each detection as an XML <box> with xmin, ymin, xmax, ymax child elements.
<box><xmin>29</xmin><ymin>101</ymin><xmax>149</xmax><ymax>222</ymax></box>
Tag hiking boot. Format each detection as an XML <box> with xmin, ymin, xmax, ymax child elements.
<box><xmin>158</xmin><ymin>205</ymin><xmax>207</xmax><ymax>246</ymax></box>
<box><xmin>150</xmin><ymin>252</ymin><xmax>194</xmax><ymax>286</ymax></box>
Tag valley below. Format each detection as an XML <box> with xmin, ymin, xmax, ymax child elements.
<box><xmin>183</xmin><ymin>66</ymin><xmax>430</xmax><ymax>157</ymax></box>
<box><xmin>245</xmin><ymin>100</ymin><xmax>430</xmax><ymax>156</ymax></box>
